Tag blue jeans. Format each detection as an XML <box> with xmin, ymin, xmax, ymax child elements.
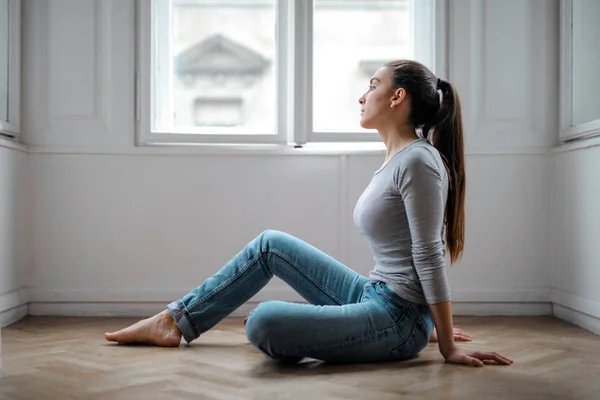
<box><xmin>167</xmin><ymin>230</ymin><xmax>434</xmax><ymax>363</ymax></box>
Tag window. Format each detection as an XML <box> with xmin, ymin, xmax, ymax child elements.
<box><xmin>559</xmin><ymin>0</ymin><xmax>600</xmax><ymax>142</ymax></box>
<box><xmin>0</xmin><ymin>0</ymin><xmax>8</xmax><ymax>123</ymax></box>
<box><xmin>136</xmin><ymin>0</ymin><xmax>445</xmax><ymax>147</ymax></box>
<box><xmin>0</xmin><ymin>0</ymin><xmax>20</xmax><ymax>139</ymax></box>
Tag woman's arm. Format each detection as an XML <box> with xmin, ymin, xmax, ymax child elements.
<box><xmin>396</xmin><ymin>149</ymin><xmax>513</xmax><ymax>366</ymax></box>
<box><xmin>430</xmin><ymin>301</ymin><xmax>513</xmax><ymax>367</ymax></box>
<box><xmin>429</xmin><ymin>326</ymin><xmax>472</xmax><ymax>342</ymax></box>
<box><xmin>429</xmin><ymin>301</ymin><xmax>456</xmax><ymax>357</ymax></box>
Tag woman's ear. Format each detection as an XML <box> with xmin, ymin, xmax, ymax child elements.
<box><xmin>390</xmin><ymin>88</ymin><xmax>405</xmax><ymax>108</ymax></box>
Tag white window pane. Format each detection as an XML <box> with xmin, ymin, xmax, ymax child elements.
<box><xmin>0</xmin><ymin>0</ymin><xmax>8</xmax><ymax>122</ymax></box>
<box><xmin>164</xmin><ymin>0</ymin><xmax>277</xmax><ymax>134</ymax></box>
<box><xmin>572</xmin><ymin>0</ymin><xmax>600</xmax><ymax>126</ymax></box>
<box><xmin>194</xmin><ymin>98</ymin><xmax>242</xmax><ymax>126</ymax></box>
<box><xmin>313</xmin><ymin>0</ymin><xmax>412</xmax><ymax>133</ymax></box>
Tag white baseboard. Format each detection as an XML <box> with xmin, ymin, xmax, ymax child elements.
<box><xmin>29</xmin><ymin>301</ymin><xmax>552</xmax><ymax>318</ymax></box>
<box><xmin>27</xmin><ymin>287</ymin><xmax>303</xmax><ymax>318</ymax></box>
<box><xmin>553</xmin><ymin>304</ymin><xmax>600</xmax><ymax>335</ymax></box>
<box><xmin>28</xmin><ymin>287</ymin><xmax>305</xmax><ymax>304</ymax></box>
<box><xmin>29</xmin><ymin>302</ymin><xmax>259</xmax><ymax>318</ymax></box>
<box><xmin>551</xmin><ymin>289</ymin><xmax>600</xmax><ymax>335</ymax></box>
<box><xmin>452</xmin><ymin>302</ymin><xmax>551</xmax><ymax>316</ymax></box>
<box><xmin>0</xmin><ymin>304</ymin><xmax>28</xmax><ymax>327</ymax></box>
<box><xmin>550</xmin><ymin>289</ymin><xmax>600</xmax><ymax>319</ymax></box>
<box><xmin>0</xmin><ymin>288</ymin><xmax>29</xmax><ymax>327</ymax></box>
<box><xmin>29</xmin><ymin>287</ymin><xmax>552</xmax><ymax>304</ymax></box>
<box><xmin>27</xmin><ymin>287</ymin><xmax>552</xmax><ymax>318</ymax></box>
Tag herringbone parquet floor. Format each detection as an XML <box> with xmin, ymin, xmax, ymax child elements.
<box><xmin>1</xmin><ymin>315</ymin><xmax>599</xmax><ymax>400</ymax></box>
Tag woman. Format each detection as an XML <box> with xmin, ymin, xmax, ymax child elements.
<box><xmin>105</xmin><ymin>60</ymin><xmax>513</xmax><ymax>367</ymax></box>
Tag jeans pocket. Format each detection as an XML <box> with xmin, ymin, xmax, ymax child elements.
<box><xmin>389</xmin><ymin>315</ymin><xmax>430</xmax><ymax>361</ymax></box>
<box><xmin>374</xmin><ymin>282</ymin><xmax>413</xmax><ymax>322</ymax></box>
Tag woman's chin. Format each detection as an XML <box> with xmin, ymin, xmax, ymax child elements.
<box><xmin>359</xmin><ymin>117</ymin><xmax>370</xmax><ymax>129</ymax></box>
<box><xmin>360</xmin><ymin>120</ymin><xmax>374</xmax><ymax>130</ymax></box>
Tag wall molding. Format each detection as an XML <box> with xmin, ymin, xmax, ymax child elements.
<box><xmin>24</xmin><ymin>0</ymin><xmax>134</xmax><ymax>147</ymax></box>
<box><xmin>28</xmin><ymin>301</ymin><xmax>553</xmax><ymax>319</ymax></box>
<box><xmin>468</xmin><ymin>0</ymin><xmax>538</xmax><ymax>145</ymax></box>
<box><xmin>27</xmin><ymin>287</ymin><xmax>552</xmax><ymax>318</ymax></box>
<box><xmin>448</xmin><ymin>0</ymin><xmax>555</xmax><ymax>151</ymax></box>
<box><xmin>0</xmin><ymin>137</ymin><xmax>27</xmax><ymax>153</ymax></box>
<box><xmin>0</xmin><ymin>288</ymin><xmax>29</xmax><ymax>327</ymax></box>
<box><xmin>550</xmin><ymin>135</ymin><xmax>600</xmax><ymax>154</ymax></box>
<box><xmin>28</xmin><ymin>287</ymin><xmax>552</xmax><ymax>304</ymax></box>
<box><xmin>553</xmin><ymin>304</ymin><xmax>600</xmax><ymax>336</ymax></box>
<box><xmin>0</xmin><ymin>288</ymin><xmax>29</xmax><ymax>312</ymax></box>
<box><xmin>1</xmin><ymin>304</ymin><xmax>28</xmax><ymax>328</ymax></box>
<box><xmin>551</xmin><ymin>289</ymin><xmax>600</xmax><ymax>321</ymax></box>
<box><xmin>12</xmin><ymin>288</ymin><xmax>591</xmax><ymax>325</ymax></box>
<box><xmin>46</xmin><ymin>0</ymin><xmax>113</xmax><ymax>136</ymax></box>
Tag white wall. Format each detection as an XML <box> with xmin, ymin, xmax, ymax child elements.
<box><xmin>550</xmin><ymin>143</ymin><xmax>600</xmax><ymax>334</ymax></box>
<box><xmin>0</xmin><ymin>143</ymin><xmax>30</xmax><ymax>327</ymax></box>
<box><xmin>21</xmin><ymin>0</ymin><xmax>559</xmax><ymax>317</ymax></box>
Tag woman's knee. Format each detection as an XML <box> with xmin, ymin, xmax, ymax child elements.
<box><xmin>256</xmin><ymin>229</ymin><xmax>287</xmax><ymax>251</ymax></box>
<box><xmin>245</xmin><ymin>302</ymin><xmax>303</xmax><ymax>363</ymax></box>
<box><xmin>245</xmin><ymin>301</ymin><xmax>286</xmax><ymax>352</ymax></box>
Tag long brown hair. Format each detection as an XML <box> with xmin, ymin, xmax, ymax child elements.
<box><xmin>385</xmin><ymin>60</ymin><xmax>466</xmax><ymax>263</ymax></box>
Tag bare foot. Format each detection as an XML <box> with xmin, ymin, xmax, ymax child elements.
<box><xmin>104</xmin><ymin>309</ymin><xmax>182</xmax><ymax>346</ymax></box>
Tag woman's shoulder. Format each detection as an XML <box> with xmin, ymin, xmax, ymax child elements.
<box><xmin>399</xmin><ymin>140</ymin><xmax>445</xmax><ymax>173</ymax></box>
<box><xmin>390</xmin><ymin>140</ymin><xmax>447</xmax><ymax>194</ymax></box>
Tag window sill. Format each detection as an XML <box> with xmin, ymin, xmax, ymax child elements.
<box><xmin>26</xmin><ymin>142</ymin><xmax>555</xmax><ymax>156</ymax></box>
<box><xmin>27</xmin><ymin>142</ymin><xmax>389</xmax><ymax>156</ymax></box>
<box><xmin>550</xmin><ymin>135</ymin><xmax>600</xmax><ymax>154</ymax></box>
<box><xmin>0</xmin><ymin>136</ymin><xmax>27</xmax><ymax>153</ymax></box>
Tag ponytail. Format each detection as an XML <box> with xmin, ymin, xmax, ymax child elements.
<box><xmin>432</xmin><ymin>79</ymin><xmax>466</xmax><ymax>263</ymax></box>
<box><xmin>384</xmin><ymin>60</ymin><xmax>466</xmax><ymax>263</ymax></box>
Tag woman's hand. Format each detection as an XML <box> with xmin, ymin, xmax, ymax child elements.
<box><xmin>430</xmin><ymin>327</ymin><xmax>472</xmax><ymax>343</ymax></box>
<box><xmin>427</xmin><ymin>301</ymin><xmax>512</xmax><ymax>367</ymax></box>
<box><xmin>444</xmin><ymin>348</ymin><xmax>514</xmax><ymax>367</ymax></box>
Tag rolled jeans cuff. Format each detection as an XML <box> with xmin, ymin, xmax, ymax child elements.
<box><xmin>167</xmin><ymin>300</ymin><xmax>199</xmax><ymax>344</ymax></box>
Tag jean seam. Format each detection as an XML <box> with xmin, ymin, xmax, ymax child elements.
<box><xmin>179</xmin><ymin>301</ymin><xmax>201</xmax><ymax>341</ymax></box>
<box><xmin>186</xmin><ymin>251</ymin><xmax>264</xmax><ymax>313</ymax></box>
<box><xmin>268</xmin><ymin>248</ymin><xmax>346</xmax><ymax>306</ymax></box>
<box><xmin>179</xmin><ymin>240</ymin><xmax>348</xmax><ymax>339</ymax></box>
<box><xmin>389</xmin><ymin>315</ymin><xmax>423</xmax><ymax>358</ymax></box>
<box><xmin>376</xmin><ymin>284</ymin><xmax>413</xmax><ymax>319</ymax></box>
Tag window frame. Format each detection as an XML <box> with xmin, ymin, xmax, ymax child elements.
<box><xmin>0</xmin><ymin>0</ymin><xmax>21</xmax><ymax>140</ymax></box>
<box><xmin>306</xmin><ymin>0</ymin><xmax>447</xmax><ymax>144</ymax></box>
<box><xmin>136</xmin><ymin>0</ymin><xmax>291</xmax><ymax>146</ymax></box>
<box><xmin>559</xmin><ymin>0</ymin><xmax>600</xmax><ymax>143</ymax></box>
<box><xmin>135</xmin><ymin>0</ymin><xmax>447</xmax><ymax>147</ymax></box>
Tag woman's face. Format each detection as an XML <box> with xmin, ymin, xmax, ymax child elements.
<box><xmin>358</xmin><ymin>66</ymin><xmax>406</xmax><ymax>130</ymax></box>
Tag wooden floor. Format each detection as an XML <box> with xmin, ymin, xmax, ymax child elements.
<box><xmin>1</xmin><ymin>315</ymin><xmax>599</xmax><ymax>400</ymax></box>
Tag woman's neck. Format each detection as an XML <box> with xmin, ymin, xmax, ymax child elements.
<box><xmin>379</xmin><ymin>123</ymin><xmax>420</xmax><ymax>160</ymax></box>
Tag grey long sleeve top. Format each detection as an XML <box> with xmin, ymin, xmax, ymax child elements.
<box><xmin>353</xmin><ymin>138</ymin><xmax>451</xmax><ymax>305</ymax></box>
